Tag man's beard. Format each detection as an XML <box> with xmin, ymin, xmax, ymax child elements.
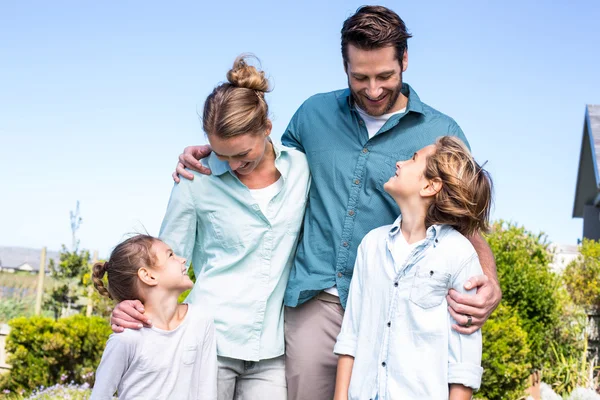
<box><xmin>349</xmin><ymin>78</ymin><xmax>403</xmax><ymax>117</ymax></box>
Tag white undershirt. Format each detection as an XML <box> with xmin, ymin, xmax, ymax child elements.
<box><xmin>356</xmin><ymin>105</ymin><xmax>407</xmax><ymax>139</ymax></box>
<box><xmin>325</xmin><ymin>106</ymin><xmax>406</xmax><ymax>298</ymax></box>
<box><xmin>390</xmin><ymin>232</ymin><xmax>425</xmax><ymax>276</ymax></box>
<box><xmin>249</xmin><ymin>177</ymin><xmax>283</xmax><ymax>216</ymax></box>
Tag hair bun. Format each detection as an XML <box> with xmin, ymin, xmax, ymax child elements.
<box><xmin>226</xmin><ymin>54</ymin><xmax>270</xmax><ymax>93</ymax></box>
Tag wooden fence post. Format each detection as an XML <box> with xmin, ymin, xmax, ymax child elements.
<box><xmin>86</xmin><ymin>250</ymin><xmax>98</xmax><ymax>317</ymax></box>
<box><xmin>34</xmin><ymin>247</ymin><xmax>47</xmax><ymax>315</ymax></box>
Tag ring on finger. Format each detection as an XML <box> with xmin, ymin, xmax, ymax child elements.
<box><xmin>464</xmin><ymin>314</ymin><xmax>473</xmax><ymax>328</ymax></box>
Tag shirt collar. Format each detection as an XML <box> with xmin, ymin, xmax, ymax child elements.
<box><xmin>387</xmin><ymin>214</ymin><xmax>443</xmax><ymax>241</ymax></box>
<box><xmin>337</xmin><ymin>83</ymin><xmax>425</xmax><ymax>116</ymax></box>
<box><xmin>206</xmin><ymin>139</ymin><xmax>284</xmax><ymax>177</ymax></box>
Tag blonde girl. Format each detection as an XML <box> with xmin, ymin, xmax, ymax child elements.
<box><xmin>334</xmin><ymin>136</ymin><xmax>492</xmax><ymax>400</ymax></box>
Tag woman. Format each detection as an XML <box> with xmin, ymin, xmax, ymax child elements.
<box><xmin>109</xmin><ymin>55</ymin><xmax>310</xmax><ymax>399</ymax></box>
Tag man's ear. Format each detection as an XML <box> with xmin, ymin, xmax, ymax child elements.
<box><xmin>420</xmin><ymin>177</ymin><xmax>442</xmax><ymax>198</ymax></box>
<box><xmin>401</xmin><ymin>50</ymin><xmax>409</xmax><ymax>72</ymax></box>
<box><xmin>137</xmin><ymin>267</ymin><xmax>158</xmax><ymax>287</ymax></box>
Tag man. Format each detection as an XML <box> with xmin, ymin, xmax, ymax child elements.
<box><xmin>112</xmin><ymin>6</ymin><xmax>501</xmax><ymax>400</ymax></box>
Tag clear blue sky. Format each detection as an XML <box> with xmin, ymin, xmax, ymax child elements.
<box><xmin>2</xmin><ymin>1</ymin><xmax>599</xmax><ymax>257</ymax></box>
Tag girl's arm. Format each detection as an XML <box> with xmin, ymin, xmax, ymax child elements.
<box><xmin>449</xmin><ymin>384</ymin><xmax>473</xmax><ymax>400</ymax></box>
<box><xmin>334</xmin><ymin>355</ymin><xmax>355</xmax><ymax>400</ymax></box>
<box><xmin>196</xmin><ymin>318</ymin><xmax>218</xmax><ymax>399</ymax></box>
<box><xmin>332</xmin><ymin>241</ymin><xmax>368</xmax><ymax>400</ymax></box>
<box><xmin>90</xmin><ymin>335</ymin><xmax>132</xmax><ymax>400</ymax></box>
<box><xmin>447</xmin><ymin>253</ymin><xmax>484</xmax><ymax>393</ymax></box>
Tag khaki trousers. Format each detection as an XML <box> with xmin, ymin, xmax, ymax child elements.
<box><xmin>284</xmin><ymin>292</ymin><xmax>345</xmax><ymax>400</ymax></box>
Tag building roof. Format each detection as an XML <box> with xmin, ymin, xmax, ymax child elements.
<box><xmin>0</xmin><ymin>246</ymin><xmax>60</xmax><ymax>272</ymax></box>
<box><xmin>573</xmin><ymin>105</ymin><xmax>600</xmax><ymax>218</ymax></box>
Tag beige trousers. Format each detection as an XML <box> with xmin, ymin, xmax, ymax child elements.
<box><xmin>284</xmin><ymin>292</ymin><xmax>345</xmax><ymax>400</ymax></box>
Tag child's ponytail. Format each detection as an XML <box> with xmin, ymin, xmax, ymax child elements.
<box><xmin>91</xmin><ymin>234</ymin><xmax>158</xmax><ymax>303</ymax></box>
<box><xmin>92</xmin><ymin>261</ymin><xmax>112</xmax><ymax>299</ymax></box>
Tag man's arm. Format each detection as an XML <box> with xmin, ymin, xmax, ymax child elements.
<box><xmin>281</xmin><ymin>103</ymin><xmax>305</xmax><ymax>153</ymax></box>
<box><xmin>447</xmin><ymin>232</ymin><xmax>502</xmax><ymax>334</ymax></box>
<box><xmin>172</xmin><ymin>145</ymin><xmax>213</xmax><ymax>183</ymax></box>
<box><xmin>334</xmin><ymin>355</ymin><xmax>355</xmax><ymax>400</ymax></box>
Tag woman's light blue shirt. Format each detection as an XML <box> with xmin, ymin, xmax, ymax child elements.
<box><xmin>159</xmin><ymin>143</ymin><xmax>310</xmax><ymax>361</ymax></box>
<box><xmin>334</xmin><ymin>216</ymin><xmax>483</xmax><ymax>399</ymax></box>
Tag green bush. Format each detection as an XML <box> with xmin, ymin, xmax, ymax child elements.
<box><xmin>480</xmin><ymin>221</ymin><xmax>587</xmax><ymax>398</ymax></box>
<box><xmin>1</xmin><ymin>315</ymin><xmax>111</xmax><ymax>394</ymax></box>
<box><xmin>476</xmin><ymin>304</ymin><xmax>531</xmax><ymax>400</ymax></box>
<box><xmin>563</xmin><ymin>238</ymin><xmax>600</xmax><ymax>309</ymax></box>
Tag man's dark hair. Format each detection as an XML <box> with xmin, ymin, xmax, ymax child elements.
<box><xmin>341</xmin><ymin>6</ymin><xmax>412</xmax><ymax>67</ymax></box>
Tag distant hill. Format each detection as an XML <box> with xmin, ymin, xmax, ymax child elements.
<box><xmin>0</xmin><ymin>246</ymin><xmax>61</xmax><ymax>273</ymax></box>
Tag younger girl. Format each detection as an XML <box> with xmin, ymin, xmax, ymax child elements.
<box><xmin>90</xmin><ymin>235</ymin><xmax>217</xmax><ymax>400</ymax></box>
<box><xmin>334</xmin><ymin>136</ymin><xmax>492</xmax><ymax>400</ymax></box>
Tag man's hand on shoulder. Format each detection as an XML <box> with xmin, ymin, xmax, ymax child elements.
<box><xmin>172</xmin><ymin>145</ymin><xmax>213</xmax><ymax>183</ymax></box>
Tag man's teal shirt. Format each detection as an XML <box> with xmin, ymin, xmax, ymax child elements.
<box><xmin>282</xmin><ymin>83</ymin><xmax>469</xmax><ymax>308</ymax></box>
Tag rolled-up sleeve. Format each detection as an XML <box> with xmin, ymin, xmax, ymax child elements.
<box><xmin>333</xmin><ymin>241</ymin><xmax>366</xmax><ymax>357</ymax></box>
<box><xmin>159</xmin><ymin>179</ymin><xmax>197</xmax><ymax>268</ymax></box>
<box><xmin>447</xmin><ymin>253</ymin><xmax>484</xmax><ymax>389</ymax></box>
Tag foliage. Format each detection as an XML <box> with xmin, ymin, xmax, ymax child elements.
<box><xmin>486</xmin><ymin>221</ymin><xmax>563</xmax><ymax>367</ymax></box>
<box><xmin>476</xmin><ymin>303</ymin><xmax>531</xmax><ymax>400</ymax></box>
<box><xmin>44</xmin><ymin>246</ymin><xmax>90</xmax><ymax>320</ymax></box>
<box><xmin>544</xmin><ymin>338</ymin><xmax>599</xmax><ymax>396</ymax></box>
<box><xmin>0</xmin><ymin>315</ymin><xmax>111</xmax><ymax>394</ymax></box>
<box><xmin>563</xmin><ymin>238</ymin><xmax>600</xmax><ymax>309</ymax></box>
<box><xmin>178</xmin><ymin>266</ymin><xmax>196</xmax><ymax>303</ymax></box>
<box><xmin>0</xmin><ymin>297</ymin><xmax>34</xmax><ymax>323</ymax></box>
<box><xmin>477</xmin><ymin>221</ymin><xmax>588</xmax><ymax>398</ymax></box>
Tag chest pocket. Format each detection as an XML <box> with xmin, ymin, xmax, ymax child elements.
<box><xmin>207</xmin><ymin>211</ymin><xmax>255</xmax><ymax>249</ymax></box>
<box><xmin>409</xmin><ymin>268</ymin><xmax>451</xmax><ymax>309</ymax></box>
<box><xmin>182</xmin><ymin>344</ymin><xmax>198</xmax><ymax>366</ymax></box>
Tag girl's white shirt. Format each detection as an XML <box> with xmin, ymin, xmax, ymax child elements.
<box><xmin>90</xmin><ymin>303</ymin><xmax>217</xmax><ymax>400</ymax></box>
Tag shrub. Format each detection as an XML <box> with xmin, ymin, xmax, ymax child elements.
<box><xmin>476</xmin><ymin>303</ymin><xmax>531</xmax><ymax>400</ymax></box>
<box><xmin>1</xmin><ymin>315</ymin><xmax>111</xmax><ymax>394</ymax></box>
<box><xmin>563</xmin><ymin>239</ymin><xmax>600</xmax><ymax>309</ymax></box>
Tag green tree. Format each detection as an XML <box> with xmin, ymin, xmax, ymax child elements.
<box><xmin>44</xmin><ymin>246</ymin><xmax>90</xmax><ymax>319</ymax></box>
<box><xmin>563</xmin><ymin>238</ymin><xmax>600</xmax><ymax>309</ymax></box>
<box><xmin>481</xmin><ymin>221</ymin><xmax>587</xmax><ymax>398</ymax></box>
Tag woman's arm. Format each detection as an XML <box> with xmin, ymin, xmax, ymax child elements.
<box><xmin>334</xmin><ymin>355</ymin><xmax>355</xmax><ymax>400</ymax></box>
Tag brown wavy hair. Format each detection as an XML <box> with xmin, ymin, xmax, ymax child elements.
<box><xmin>424</xmin><ymin>136</ymin><xmax>493</xmax><ymax>237</ymax></box>
<box><xmin>202</xmin><ymin>54</ymin><xmax>271</xmax><ymax>139</ymax></box>
<box><xmin>341</xmin><ymin>6</ymin><xmax>412</xmax><ymax>68</ymax></box>
<box><xmin>91</xmin><ymin>234</ymin><xmax>158</xmax><ymax>302</ymax></box>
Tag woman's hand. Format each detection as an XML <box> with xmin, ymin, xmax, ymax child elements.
<box><xmin>110</xmin><ymin>300</ymin><xmax>152</xmax><ymax>333</ymax></box>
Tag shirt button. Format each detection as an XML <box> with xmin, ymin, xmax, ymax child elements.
<box><xmin>342</xmin><ymin>241</ymin><xmax>349</xmax><ymax>247</ymax></box>
<box><xmin>362</xmin><ymin>148</ymin><xmax>368</xmax><ymax>154</ymax></box>
<box><xmin>387</xmin><ymin>322</ymin><xmax>391</xmax><ymax>327</ymax></box>
<box><xmin>359</xmin><ymin>120</ymin><xmax>365</xmax><ymax>126</ymax></box>
<box><xmin>354</xmin><ymin>179</ymin><xmax>360</xmax><ymax>185</ymax></box>
<box><xmin>382</xmin><ymin>362</ymin><xmax>386</xmax><ymax>367</ymax></box>
<box><xmin>337</xmin><ymin>272</ymin><xmax>343</xmax><ymax>278</ymax></box>
<box><xmin>394</xmin><ymin>282</ymin><xmax>398</xmax><ymax>287</ymax></box>
<box><xmin>348</xmin><ymin>210</ymin><xmax>355</xmax><ymax>216</ymax></box>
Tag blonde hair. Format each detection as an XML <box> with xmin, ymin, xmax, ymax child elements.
<box><xmin>202</xmin><ymin>54</ymin><xmax>271</xmax><ymax>138</ymax></box>
<box><xmin>424</xmin><ymin>136</ymin><xmax>493</xmax><ymax>237</ymax></box>
<box><xmin>92</xmin><ymin>234</ymin><xmax>158</xmax><ymax>302</ymax></box>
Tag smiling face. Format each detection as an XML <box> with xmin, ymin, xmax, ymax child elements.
<box><xmin>208</xmin><ymin>126</ymin><xmax>271</xmax><ymax>176</ymax></box>
<box><xmin>150</xmin><ymin>240</ymin><xmax>193</xmax><ymax>292</ymax></box>
<box><xmin>345</xmin><ymin>44</ymin><xmax>408</xmax><ymax>116</ymax></box>
<box><xmin>384</xmin><ymin>144</ymin><xmax>437</xmax><ymax>201</ymax></box>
